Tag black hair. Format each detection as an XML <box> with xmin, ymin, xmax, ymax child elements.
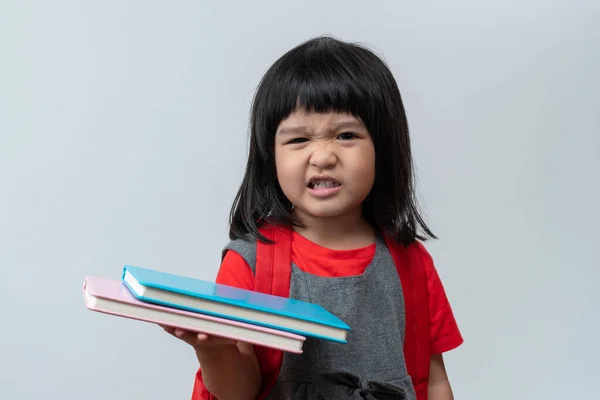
<box><xmin>228</xmin><ymin>35</ymin><xmax>436</xmax><ymax>245</ymax></box>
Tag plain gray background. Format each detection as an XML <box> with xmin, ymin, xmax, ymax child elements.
<box><xmin>1</xmin><ymin>1</ymin><xmax>598</xmax><ymax>399</ymax></box>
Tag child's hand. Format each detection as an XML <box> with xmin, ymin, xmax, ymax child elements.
<box><xmin>161</xmin><ymin>325</ymin><xmax>261</xmax><ymax>399</ymax></box>
<box><xmin>161</xmin><ymin>325</ymin><xmax>237</xmax><ymax>352</ymax></box>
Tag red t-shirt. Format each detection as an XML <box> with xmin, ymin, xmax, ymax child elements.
<box><xmin>193</xmin><ymin>231</ymin><xmax>463</xmax><ymax>398</ymax></box>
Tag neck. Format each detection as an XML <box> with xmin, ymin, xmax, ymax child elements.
<box><xmin>292</xmin><ymin>208</ymin><xmax>375</xmax><ymax>250</ymax></box>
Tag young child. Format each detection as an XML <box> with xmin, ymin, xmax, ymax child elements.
<box><xmin>164</xmin><ymin>36</ymin><xmax>463</xmax><ymax>400</ymax></box>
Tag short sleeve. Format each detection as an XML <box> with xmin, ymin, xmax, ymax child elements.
<box><xmin>215</xmin><ymin>250</ymin><xmax>255</xmax><ymax>290</ymax></box>
<box><xmin>418</xmin><ymin>243</ymin><xmax>464</xmax><ymax>354</ymax></box>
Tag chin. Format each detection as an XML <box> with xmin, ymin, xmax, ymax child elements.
<box><xmin>307</xmin><ymin>210</ymin><xmax>345</xmax><ymax>218</ymax></box>
<box><xmin>300</xmin><ymin>204</ymin><xmax>360</xmax><ymax>219</ymax></box>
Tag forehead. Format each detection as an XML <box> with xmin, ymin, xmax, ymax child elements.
<box><xmin>276</xmin><ymin>110</ymin><xmax>365</xmax><ymax>135</ymax></box>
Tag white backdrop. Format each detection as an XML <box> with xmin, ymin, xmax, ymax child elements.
<box><xmin>1</xmin><ymin>1</ymin><xmax>598</xmax><ymax>399</ymax></box>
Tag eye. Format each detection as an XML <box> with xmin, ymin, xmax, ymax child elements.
<box><xmin>286</xmin><ymin>137</ymin><xmax>308</xmax><ymax>144</ymax></box>
<box><xmin>337</xmin><ymin>132</ymin><xmax>358</xmax><ymax>140</ymax></box>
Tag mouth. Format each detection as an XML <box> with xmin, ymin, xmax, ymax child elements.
<box><xmin>307</xmin><ymin>176</ymin><xmax>341</xmax><ymax>189</ymax></box>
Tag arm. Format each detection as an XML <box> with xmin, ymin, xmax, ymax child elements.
<box><xmin>180</xmin><ymin>251</ymin><xmax>263</xmax><ymax>400</ymax></box>
<box><xmin>163</xmin><ymin>326</ymin><xmax>261</xmax><ymax>400</ymax></box>
<box><xmin>192</xmin><ymin>251</ymin><xmax>262</xmax><ymax>400</ymax></box>
<box><xmin>195</xmin><ymin>341</ymin><xmax>261</xmax><ymax>400</ymax></box>
<box><xmin>428</xmin><ymin>353</ymin><xmax>454</xmax><ymax>400</ymax></box>
<box><xmin>417</xmin><ymin>243</ymin><xmax>463</xmax><ymax>400</ymax></box>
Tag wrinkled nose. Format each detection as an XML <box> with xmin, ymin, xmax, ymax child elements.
<box><xmin>309</xmin><ymin>147</ymin><xmax>337</xmax><ymax>169</ymax></box>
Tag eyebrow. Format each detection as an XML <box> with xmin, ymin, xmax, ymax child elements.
<box><xmin>277</xmin><ymin>126</ymin><xmax>311</xmax><ymax>136</ymax></box>
<box><xmin>331</xmin><ymin>120</ymin><xmax>364</xmax><ymax>131</ymax></box>
<box><xmin>277</xmin><ymin>120</ymin><xmax>364</xmax><ymax>136</ymax></box>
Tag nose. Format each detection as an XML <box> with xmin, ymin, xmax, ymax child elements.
<box><xmin>309</xmin><ymin>145</ymin><xmax>337</xmax><ymax>169</ymax></box>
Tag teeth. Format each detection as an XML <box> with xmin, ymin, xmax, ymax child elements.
<box><xmin>312</xmin><ymin>180</ymin><xmax>339</xmax><ymax>189</ymax></box>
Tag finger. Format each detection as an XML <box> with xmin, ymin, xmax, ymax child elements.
<box><xmin>161</xmin><ymin>325</ymin><xmax>175</xmax><ymax>335</ymax></box>
<box><xmin>162</xmin><ymin>325</ymin><xmax>208</xmax><ymax>345</ymax></box>
<box><xmin>199</xmin><ymin>334</ymin><xmax>237</xmax><ymax>346</ymax></box>
<box><xmin>163</xmin><ymin>326</ymin><xmax>236</xmax><ymax>348</ymax></box>
<box><xmin>170</xmin><ymin>328</ymin><xmax>202</xmax><ymax>347</ymax></box>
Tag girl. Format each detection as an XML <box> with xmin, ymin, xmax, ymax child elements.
<box><xmin>164</xmin><ymin>36</ymin><xmax>463</xmax><ymax>400</ymax></box>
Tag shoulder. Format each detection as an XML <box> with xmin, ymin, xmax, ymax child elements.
<box><xmin>404</xmin><ymin>240</ymin><xmax>449</xmax><ymax>292</ymax></box>
<box><xmin>217</xmin><ymin>224</ymin><xmax>280</xmax><ymax>290</ymax></box>
<box><xmin>216</xmin><ymin>233</ymin><xmax>258</xmax><ymax>291</ymax></box>
<box><xmin>404</xmin><ymin>239</ymin><xmax>432</xmax><ymax>260</ymax></box>
<box><xmin>393</xmin><ymin>239</ymin><xmax>449</xmax><ymax>298</ymax></box>
<box><xmin>385</xmin><ymin>236</ymin><xmax>436</xmax><ymax>277</ymax></box>
<box><xmin>222</xmin><ymin>233</ymin><xmax>258</xmax><ymax>274</ymax></box>
<box><xmin>407</xmin><ymin>240</ymin><xmax>436</xmax><ymax>277</ymax></box>
<box><xmin>223</xmin><ymin>222</ymin><xmax>293</xmax><ymax>270</ymax></box>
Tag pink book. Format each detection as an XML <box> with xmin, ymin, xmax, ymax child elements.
<box><xmin>83</xmin><ymin>276</ymin><xmax>305</xmax><ymax>353</ymax></box>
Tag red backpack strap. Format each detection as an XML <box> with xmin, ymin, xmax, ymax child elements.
<box><xmin>253</xmin><ymin>224</ymin><xmax>293</xmax><ymax>399</ymax></box>
<box><xmin>255</xmin><ymin>224</ymin><xmax>293</xmax><ymax>297</ymax></box>
<box><xmin>385</xmin><ymin>237</ymin><xmax>431</xmax><ymax>400</ymax></box>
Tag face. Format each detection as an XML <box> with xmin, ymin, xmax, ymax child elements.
<box><xmin>274</xmin><ymin>109</ymin><xmax>375</xmax><ymax>221</ymax></box>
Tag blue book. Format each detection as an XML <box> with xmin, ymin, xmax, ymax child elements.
<box><xmin>121</xmin><ymin>265</ymin><xmax>350</xmax><ymax>343</ymax></box>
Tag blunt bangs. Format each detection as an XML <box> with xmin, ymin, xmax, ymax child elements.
<box><xmin>252</xmin><ymin>37</ymin><xmax>393</xmax><ymax>158</ymax></box>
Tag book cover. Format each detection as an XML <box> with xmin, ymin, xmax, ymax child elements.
<box><xmin>121</xmin><ymin>265</ymin><xmax>350</xmax><ymax>341</ymax></box>
<box><xmin>83</xmin><ymin>276</ymin><xmax>306</xmax><ymax>353</ymax></box>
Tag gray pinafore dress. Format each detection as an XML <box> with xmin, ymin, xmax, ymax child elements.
<box><xmin>224</xmin><ymin>234</ymin><xmax>416</xmax><ymax>399</ymax></box>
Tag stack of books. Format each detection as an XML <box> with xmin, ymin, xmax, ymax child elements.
<box><xmin>82</xmin><ymin>266</ymin><xmax>350</xmax><ymax>353</ymax></box>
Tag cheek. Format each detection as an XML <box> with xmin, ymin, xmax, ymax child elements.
<box><xmin>275</xmin><ymin>150</ymin><xmax>302</xmax><ymax>195</ymax></box>
<box><xmin>353</xmin><ymin>148</ymin><xmax>376</xmax><ymax>185</ymax></box>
